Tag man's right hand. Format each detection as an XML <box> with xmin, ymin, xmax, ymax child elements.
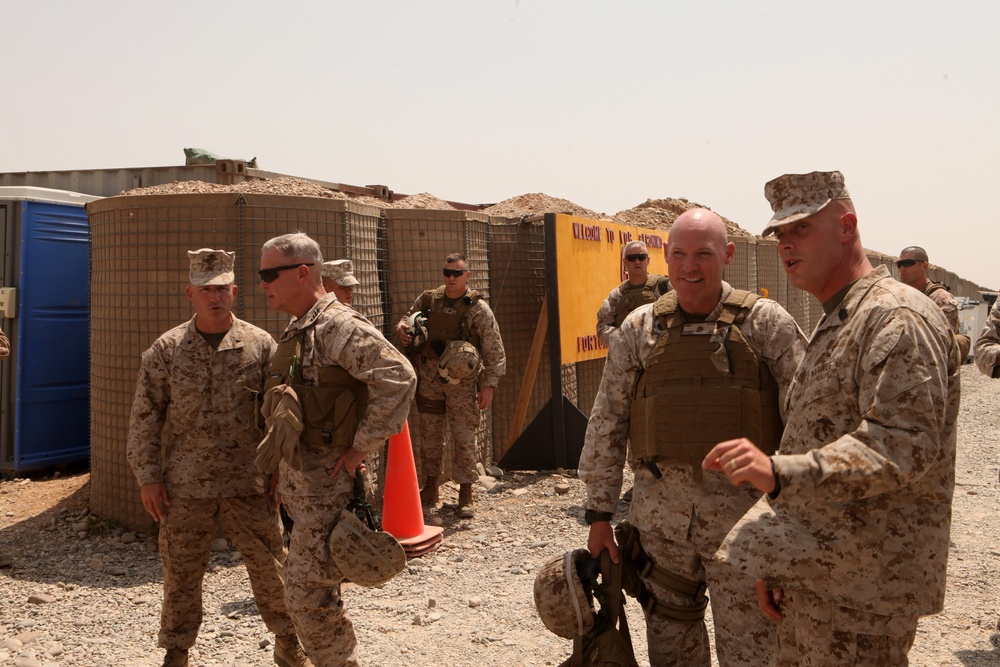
<box><xmin>587</xmin><ymin>521</ymin><xmax>619</xmax><ymax>564</ymax></box>
<box><xmin>396</xmin><ymin>321</ymin><xmax>412</xmax><ymax>347</ymax></box>
<box><xmin>140</xmin><ymin>483</ymin><xmax>170</xmax><ymax>522</ymax></box>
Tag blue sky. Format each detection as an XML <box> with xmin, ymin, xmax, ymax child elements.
<box><xmin>2</xmin><ymin>1</ymin><xmax>997</xmax><ymax>287</ymax></box>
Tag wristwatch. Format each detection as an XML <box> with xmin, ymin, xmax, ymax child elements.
<box><xmin>584</xmin><ymin>509</ymin><xmax>614</xmax><ymax>525</ymax></box>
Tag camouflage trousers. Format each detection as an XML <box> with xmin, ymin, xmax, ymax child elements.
<box><xmin>415</xmin><ymin>359</ymin><xmax>481</xmax><ymax>484</ymax></box>
<box><xmin>158</xmin><ymin>494</ymin><xmax>294</xmax><ymax>649</ymax></box>
<box><xmin>639</xmin><ymin>529</ymin><xmax>771</xmax><ymax>667</ymax></box>
<box><xmin>282</xmin><ymin>492</ymin><xmax>360</xmax><ymax>667</ymax></box>
<box><xmin>771</xmin><ymin>589</ymin><xmax>917</xmax><ymax>667</ymax></box>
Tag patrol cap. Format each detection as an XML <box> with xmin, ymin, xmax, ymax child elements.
<box><xmin>188</xmin><ymin>248</ymin><xmax>235</xmax><ymax>286</ymax></box>
<box><xmin>322</xmin><ymin>259</ymin><xmax>361</xmax><ymax>287</ymax></box>
<box><xmin>762</xmin><ymin>171</ymin><xmax>851</xmax><ymax>237</ymax></box>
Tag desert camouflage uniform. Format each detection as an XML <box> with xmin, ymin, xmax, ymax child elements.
<box><xmin>596</xmin><ymin>274</ymin><xmax>671</xmax><ymax>346</ymax></box>
<box><xmin>973</xmin><ymin>298</ymin><xmax>1000</xmax><ymax>378</ymax></box>
<box><xmin>717</xmin><ymin>266</ymin><xmax>959</xmax><ymax>666</ymax></box>
<box><xmin>579</xmin><ymin>282</ymin><xmax>806</xmax><ymax>667</ymax></box>
<box><xmin>275</xmin><ymin>294</ymin><xmax>415</xmax><ymax>667</ymax></box>
<box><xmin>923</xmin><ymin>281</ymin><xmax>960</xmax><ymax>333</ymax></box>
<box><xmin>127</xmin><ymin>317</ymin><xmax>296</xmax><ymax>650</ymax></box>
<box><xmin>403</xmin><ymin>292</ymin><xmax>505</xmax><ymax>484</ymax></box>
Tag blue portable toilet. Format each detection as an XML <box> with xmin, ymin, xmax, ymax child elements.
<box><xmin>0</xmin><ymin>186</ymin><xmax>99</xmax><ymax>473</ymax></box>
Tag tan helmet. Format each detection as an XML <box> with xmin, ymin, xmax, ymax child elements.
<box><xmin>328</xmin><ymin>510</ymin><xmax>406</xmax><ymax>587</ymax></box>
<box><xmin>533</xmin><ymin>548</ymin><xmax>599</xmax><ymax>638</ymax></box>
<box><xmin>404</xmin><ymin>311</ymin><xmax>429</xmax><ymax>355</ymax></box>
<box><xmin>437</xmin><ymin>340</ymin><xmax>481</xmax><ymax>385</ymax></box>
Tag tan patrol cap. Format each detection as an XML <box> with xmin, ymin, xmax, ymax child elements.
<box><xmin>762</xmin><ymin>170</ymin><xmax>851</xmax><ymax>237</ymax></box>
<box><xmin>188</xmin><ymin>248</ymin><xmax>235</xmax><ymax>286</ymax></box>
<box><xmin>322</xmin><ymin>259</ymin><xmax>361</xmax><ymax>287</ymax></box>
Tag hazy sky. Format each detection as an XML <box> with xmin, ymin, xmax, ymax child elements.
<box><xmin>3</xmin><ymin>1</ymin><xmax>997</xmax><ymax>288</ymax></box>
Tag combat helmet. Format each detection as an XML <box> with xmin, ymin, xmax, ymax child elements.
<box><xmin>437</xmin><ymin>340</ymin><xmax>482</xmax><ymax>384</ymax></box>
<box><xmin>533</xmin><ymin>548</ymin><xmax>600</xmax><ymax>638</ymax></box>
<box><xmin>328</xmin><ymin>509</ymin><xmax>406</xmax><ymax>587</ymax></box>
<box><xmin>404</xmin><ymin>311</ymin><xmax>429</xmax><ymax>355</ymax></box>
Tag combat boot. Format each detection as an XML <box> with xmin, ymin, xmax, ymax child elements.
<box><xmin>162</xmin><ymin>648</ymin><xmax>189</xmax><ymax>667</ymax></box>
<box><xmin>274</xmin><ymin>634</ymin><xmax>313</xmax><ymax>667</ymax></box>
<box><xmin>420</xmin><ymin>475</ymin><xmax>439</xmax><ymax>506</ymax></box>
<box><xmin>457</xmin><ymin>483</ymin><xmax>475</xmax><ymax>518</ymax></box>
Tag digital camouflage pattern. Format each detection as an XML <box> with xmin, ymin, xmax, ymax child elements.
<box><xmin>158</xmin><ymin>495</ymin><xmax>294</xmax><ymax>649</ymax></box>
<box><xmin>924</xmin><ymin>281</ymin><xmax>960</xmax><ymax>333</ymax></box>
<box><xmin>533</xmin><ymin>549</ymin><xmax>597</xmax><ymax>639</ymax></box>
<box><xmin>717</xmin><ymin>266</ymin><xmax>959</xmax><ymax>621</ymax></box>
<box><xmin>402</xmin><ymin>293</ymin><xmax>505</xmax><ymax>485</ymax></box>
<box><xmin>126</xmin><ymin>316</ymin><xmax>295</xmax><ymax>651</ymax></box>
<box><xmin>128</xmin><ymin>316</ymin><xmax>276</xmax><ymax>497</ymax></box>
<box><xmin>762</xmin><ymin>171</ymin><xmax>851</xmax><ymax>236</ymax></box>
<box><xmin>596</xmin><ymin>274</ymin><xmax>671</xmax><ymax>346</ymax></box>
<box><xmin>272</xmin><ymin>293</ymin><xmax>415</xmax><ymax>667</ymax></box>
<box><xmin>974</xmin><ymin>298</ymin><xmax>1000</xmax><ymax>377</ymax></box>
<box><xmin>187</xmin><ymin>248</ymin><xmax>235</xmax><ymax>286</ymax></box>
<box><xmin>321</xmin><ymin>259</ymin><xmax>360</xmax><ymax>287</ymax></box>
<box><xmin>0</xmin><ymin>327</ymin><xmax>8</xmax><ymax>359</ymax></box>
<box><xmin>276</xmin><ymin>294</ymin><xmax>416</xmax><ymax>497</ymax></box>
<box><xmin>579</xmin><ymin>283</ymin><xmax>806</xmax><ymax>666</ymax></box>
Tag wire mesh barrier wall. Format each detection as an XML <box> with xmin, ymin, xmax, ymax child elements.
<box><xmin>383</xmin><ymin>210</ymin><xmax>492</xmax><ymax>482</ymax></box>
<box><xmin>88</xmin><ymin>193</ymin><xmax>383</xmax><ymax>530</ymax></box>
<box><xmin>487</xmin><ymin>219</ymin><xmax>550</xmax><ymax>464</ymax></box>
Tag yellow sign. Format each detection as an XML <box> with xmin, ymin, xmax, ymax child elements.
<box><xmin>554</xmin><ymin>214</ymin><xmax>668</xmax><ymax>363</ymax></box>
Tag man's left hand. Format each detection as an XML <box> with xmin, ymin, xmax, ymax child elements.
<box><xmin>478</xmin><ymin>386</ymin><xmax>494</xmax><ymax>411</ymax></box>
<box><xmin>702</xmin><ymin>438</ymin><xmax>775</xmax><ymax>493</ymax></box>
<box><xmin>330</xmin><ymin>447</ymin><xmax>367</xmax><ymax>478</ymax></box>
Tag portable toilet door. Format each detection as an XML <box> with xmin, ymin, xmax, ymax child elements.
<box><xmin>0</xmin><ymin>186</ymin><xmax>100</xmax><ymax>473</ymax></box>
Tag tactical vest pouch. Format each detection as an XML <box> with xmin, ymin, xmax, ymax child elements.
<box><xmin>630</xmin><ymin>385</ymin><xmax>778</xmax><ymax>462</ymax></box>
<box><xmin>299</xmin><ymin>387</ymin><xmax>357</xmax><ymax>448</ymax></box>
<box><xmin>559</xmin><ymin>551</ymin><xmax>640</xmax><ymax>667</ymax></box>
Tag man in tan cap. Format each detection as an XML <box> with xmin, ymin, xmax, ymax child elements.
<box><xmin>596</xmin><ymin>240</ymin><xmax>671</xmax><ymax>346</ymax></box>
<box><xmin>703</xmin><ymin>171</ymin><xmax>959</xmax><ymax>665</ymax></box>
<box><xmin>259</xmin><ymin>233</ymin><xmax>416</xmax><ymax>667</ymax></box>
<box><xmin>128</xmin><ymin>249</ymin><xmax>310</xmax><ymax>667</ymax></box>
<box><xmin>897</xmin><ymin>245</ymin><xmax>971</xmax><ymax>360</ymax></box>
<box><xmin>321</xmin><ymin>259</ymin><xmax>361</xmax><ymax>306</ymax></box>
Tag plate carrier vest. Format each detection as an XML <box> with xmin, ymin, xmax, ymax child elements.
<box><xmin>613</xmin><ymin>274</ymin><xmax>670</xmax><ymax>327</ymax></box>
<box><xmin>266</xmin><ymin>301</ymin><xmax>369</xmax><ymax>467</ymax></box>
<box><xmin>416</xmin><ymin>286</ymin><xmax>483</xmax><ymax>359</ymax></box>
<box><xmin>629</xmin><ymin>289</ymin><xmax>782</xmax><ymax>468</ymax></box>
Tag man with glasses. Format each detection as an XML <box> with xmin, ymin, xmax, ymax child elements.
<box><xmin>128</xmin><ymin>249</ymin><xmax>308</xmax><ymax>667</ymax></box>
<box><xmin>580</xmin><ymin>210</ymin><xmax>805</xmax><ymax>666</ymax></box>
<box><xmin>705</xmin><ymin>171</ymin><xmax>959</xmax><ymax>666</ymax></box>
<box><xmin>897</xmin><ymin>246</ymin><xmax>971</xmax><ymax>361</ymax></box>
<box><xmin>395</xmin><ymin>253</ymin><xmax>506</xmax><ymax>519</ymax></box>
<box><xmin>596</xmin><ymin>240</ymin><xmax>671</xmax><ymax>346</ymax></box>
<box><xmin>258</xmin><ymin>233</ymin><xmax>416</xmax><ymax>667</ymax></box>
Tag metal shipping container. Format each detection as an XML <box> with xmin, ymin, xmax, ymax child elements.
<box><xmin>0</xmin><ymin>186</ymin><xmax>99</xmax><ymax>473</ymax></box>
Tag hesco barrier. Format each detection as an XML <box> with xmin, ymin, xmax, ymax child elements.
<box><xmin>87</xmin><ymin>193</ymin><xmax>382</xmax><ymax>530</ymax></box>
<box><xmin>85</xmin><ymin>196</ymin><xmax>989</xmax><ymax>528</ymax></box>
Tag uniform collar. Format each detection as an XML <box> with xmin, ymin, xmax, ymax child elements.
<box><xmin>286</xmin><ymin>293</ymin><xmax>338</xmax><ymax>332</ymax></box>
<box><xmin>814</xmin><ymin>265</ymin><xmax>891</xmax><ymax>334</ymax></box>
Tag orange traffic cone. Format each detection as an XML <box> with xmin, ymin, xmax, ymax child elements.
<box><xmin>383</xmin><ymin>420</ymin><xmax>444</xmax><ymax>558</ymax></box>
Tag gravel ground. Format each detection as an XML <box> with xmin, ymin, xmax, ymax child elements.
<box><xmin>1</xmin><ymin>364</ymin><xmax>998</xmax><ymax>667</ymax></box>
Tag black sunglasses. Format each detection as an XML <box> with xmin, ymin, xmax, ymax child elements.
<box><xmin>259</xmin><ymin>263</ymin><xmax>314</xmax><ymax>283</ymax></box>
<box><xmin>443</xmin><ymin>268</ymin><xmax>467</xmax><ymax>278</ymax></box>
<box><xmin>625</xmin><ymin>253</ymin><xmax>648</xmax><ymax>262</ymax></box>
<box><xmin>896</xmin><ymin>259</ymin><xmax>920</xmax><ymax>269</ymax></box>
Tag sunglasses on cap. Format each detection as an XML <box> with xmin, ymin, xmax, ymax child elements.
<box><xmin>443</xmin><ymin>268</ymin><xmax>468</xmax><ymax>278</ymax></box>
<box><xmin>258</xmin><ymin>263</ymin><xmax>314</xmax><ymax>283</ymax></box>
<box><xmin>896</xmin><ymin>259</ymin><xmax>920</xmax><ymax>269</ymax></box>
<box><xmin>625</xmin><ymin>253</ymin><xmax>648</xmax><ymax>262</ymax></box>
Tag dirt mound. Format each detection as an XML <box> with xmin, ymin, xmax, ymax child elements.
<box><xmin>482</xmin><ymin>193</ymin><xmax>603</xmax><ymax>220</ymax></box>
<box><xmin>389</xmin><ymin>193</ymin><xmax>456</xmax><ymax>210</ymax></box>
<box><xmin>117</xmin><ymin>177</ymin><xmax>388</xmax><ymax>207</ymax></box>
<box><xmin>614</xmin><ymin>198</ymin><xmax>754</xmax><ymax>237</ymax></box>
